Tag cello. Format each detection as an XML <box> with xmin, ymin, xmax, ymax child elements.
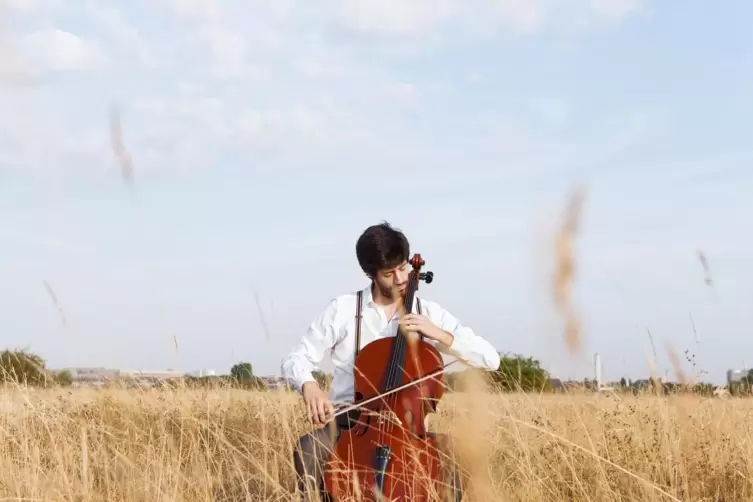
<box><xmin>323</xmin><ymin>253</ymin><xmax>448</xmax><ymax>501</ymax></box>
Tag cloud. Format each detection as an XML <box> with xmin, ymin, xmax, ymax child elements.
<box><xmin>2</xmin><ymin>0</ymin><xmax>41</xmax><ymax>12</ymax></box>
<box><xmin>85</xmin><ymin>5</ymin><xmax>158</xmax><ymax>69</ymax></box>
<box><xmin>1</xmin><ymin>28</ymin><xmax>104</xmax><ymax>82</ymax></box>
<box><xmin>383</xmin><ymin>82</ymin><xmax>418</xmax><ymax>107</ymax></box>
<box><xmin>23</xmin><ymin>29</ymin><xmax>103</xmax><ymax>73</ymax></box>
<box><xmin>0</xmin><ymin>0</ymin><xmax>650</xmax><ymax>175</ymax></box>
<box><xmin>331</xmin><ymin>0</ymin><xmax>647</xmax><ymax>37</ymax></box>
<box><xmin>589</xmin><ymin>0</ymin><xmax>644</xmax><ymax>21</ymax></box>
<box><xmin>334</xmin><ymin>0</ymin><xmax>464</xmax><ymax>36</ymax></box>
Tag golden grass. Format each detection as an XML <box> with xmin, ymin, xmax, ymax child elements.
<box><xmin>0</xmin><ymin>386</ymin><xmax>750</xmax><ymax>501</ymax></box>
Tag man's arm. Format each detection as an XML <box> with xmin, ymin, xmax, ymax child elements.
<box><xmin>420</xmin><ymin>301</ymin><xmax>500</xmax><ymax>371</ymax></box>
<box><xmin>281</xmin><ymin>298</ymin><xmax>339</xmax><ymax>393</ymax></box>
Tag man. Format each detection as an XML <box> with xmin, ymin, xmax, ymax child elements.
<box><xmin>281</xmin><ymin>222</ymin><xmax>501</xmax><ymax>501</ymax></box>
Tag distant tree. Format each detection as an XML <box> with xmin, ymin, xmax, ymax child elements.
<box><xmin>55</xmin><ymin>369</ymin><xmax>73</xmax><ymax>387</ymax></box>
<box><xmin>489</xmin><ymin>353</ymin><xmax>551</xmax><ymax>393</ymax></box>
<box><xmin>730</xmin><ymin>377</ymin><xmax>751</xmax><ymax>396</ymax></box>
<box><xmin>230</xmin><ymin>362</ymin><xmax>254</xmax><ymax>381</ymax></box>
<box><xmin>692</xmin><ymin>382</ymin><xmax>714</xmax><ymax>396</ymax></box>
<box><xmin>228</xmin><ymin>363</ymin><xmax>268</xmax><ymax>391</ymax></box>
<box><xmin>0</xmin><ymin>349</ymin><xmax>53</xmax><ymax>387</ymax></box>
<box><xmin>619</xmin><ymin>377</ymin><xmax>627</xmax><ymax>388</ymax></box>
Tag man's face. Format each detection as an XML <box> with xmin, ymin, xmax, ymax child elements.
<box><xmin>372</xmin><ymin>260</ymin><xmax>410</xmax><ymax>300</ymax></box>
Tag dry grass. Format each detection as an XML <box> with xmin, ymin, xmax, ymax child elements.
<box><xmin>0</xmin><ymin>386</ymin><xmax>751</xmax><ymax>502</ymax></box>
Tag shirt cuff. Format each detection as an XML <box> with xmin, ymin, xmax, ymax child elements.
<box><xmin>296</xmin><ymin>373</ymin><xmax>317</xmax><ymax>392</ymax></box>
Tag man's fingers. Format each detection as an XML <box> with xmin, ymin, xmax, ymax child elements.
<box><xmin>317</xmin><ymin>400</ymin><xmax>328</xmax><ymax>423</ymax></box>
<box><xmin>308</xmin><ymin>401</ymin><xmax>318</xmax><ymax>425</ymax></box>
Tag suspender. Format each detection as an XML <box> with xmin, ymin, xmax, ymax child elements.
<box><xmin>353</xmin><ymin>290</ymin><xmax>422</xmax><ymax>358</ymax></box>
<box><xmin>354</xmin><ymin>290</ymin><xmax>363</xmax><ymax>357</ymax></box>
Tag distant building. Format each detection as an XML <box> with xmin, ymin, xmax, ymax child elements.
<box><xmin>50</xmin><ymin>367</ymin><xmax>121</xmax><ymax>388</ymax></box>
<box><xmin>727</xmin><ymin>369</ymin><xmax>747</xmax><ymax>384</ymax></box>
<box><xmin>116</xmin><ymin>369</ymin><xmax>183</xmax><ymax>388</ymax></box>
<box><xmin>121</xmin><ymin>369</ymin><xmax>184</xmax><ymax>380</ymax></box>
<box><xmin>262</xmin><ymin>376</ymin><xmax>289</xmax><ymax>390</ymax></box>
<box><xmin>186</xmin><ymin>369</ymin><xmax>216</xmax><ymax>378</ymax></box>
<box><xmin>548</xmin><ymin>378</ymin><xmax>564</xmax><ymax>392</ymax></box>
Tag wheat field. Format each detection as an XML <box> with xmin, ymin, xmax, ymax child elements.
<box><xmin>0</xmin><ymin>383</ymin><xmax>750</xmax><ymax>502</ymax></box>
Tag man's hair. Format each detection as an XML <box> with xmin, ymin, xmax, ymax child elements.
<box><xmin>356</xmin><ymin>222</ymin><xmax>410</xmax><ymax>277</ymax></box>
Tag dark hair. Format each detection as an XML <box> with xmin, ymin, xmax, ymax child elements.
<box><xmin>356</xmin><ymin>222</ymin><xmax>410</xmax><ymax>277</ymax></box>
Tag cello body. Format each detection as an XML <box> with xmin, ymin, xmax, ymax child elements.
<box><xmin>322</xmin><ymin>254</ymin><xmax>448</xmax><ymax>501</ymax></box>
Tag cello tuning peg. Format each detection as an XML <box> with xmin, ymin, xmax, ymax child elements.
<box><xmin>420</xmin><ymin>271</ymin><xmax>434</xmax><ymax>284</ymax></box>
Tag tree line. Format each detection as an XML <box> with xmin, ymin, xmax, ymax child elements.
<box><xmin>0</xmin><ymin>350</ymin><xmax>267</xmax><ymax>390</ymax></box>
<box><xmin>0</xmin><ymin>348</ymin><xmax>735</xmax><ymax>396</ymax></box>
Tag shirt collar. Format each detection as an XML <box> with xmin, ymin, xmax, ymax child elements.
<box><xmin>360</xmin><ymin>283</ymin><xmax>419</xmax><ymax>311</ymax></box>
<box><xmin>361</xmin><ymin>284</ymin><xmax>376</xmax><ymax>307</ymax></box>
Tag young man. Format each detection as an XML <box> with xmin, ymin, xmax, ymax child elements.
<box><xmin>281</xmin><ymin>222</ymin><xmax>501</xmax><ymax>501</ymax></box>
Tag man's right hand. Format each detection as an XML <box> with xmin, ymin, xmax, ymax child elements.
<box><xmin>302</xmin><ymin>381</ymin><xmax>334</xmax><ymax>426</ymax></box>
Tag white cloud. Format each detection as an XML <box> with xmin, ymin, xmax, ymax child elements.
<box><xmin>193</xmin><ymin>27</ymin><xmax>245</xmax><ymax>79</ymax></box>
<box><xmin>335</xmin><ymin>0</ymin><xmax>463</xmax><ymax>36</ymax></box>
<box><xmin>332</xmin><ymin>0</ymin><xmax>646</xmax><ymax>37</ymax></box>
<box><xmin>589</xmin><ymin>0</ymin><xmax>644</xmax><ymax>20</ymax></box>
<box><xmin>383</xmin><ymin>82</ymin><xmax>417</xmax><ymax>106</ymax></box>
<box><xmin>527</xmin><ymin>96</ymin><xmax>573</xmax><ymax>128</ymax></box>
<box><xmin>1</xmin><ymin>28</ymin><xmax>104</xmax><ymax>80</ymax></box>
<box><xmin>2</xmin><ymin>0</ymin><xmax>40</xmax><ymax>12</ymax></box>
<box><xmin>167</xmin><ymin>0</ymin><xmax>222</xmax><ymax>21</ymax></box>
<box><xmin>24</xmin><ymin>29</ymin><xmax>103</xmax><ymax>72</ymax></box>
<box><xmin>0</xmin><ymin>0</ymin><xmax>650</xmax><ymax>175</ymax></box>
<box><xmin>85</xmin><ymin>5</ymin><xmax>158</xmax><ymax>69</ymax></box>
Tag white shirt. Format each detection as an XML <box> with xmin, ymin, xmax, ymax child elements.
<box><xmin>280</xmin><ymin>284</ymin><xmax>501</xmax><ymax>404</ymax></box>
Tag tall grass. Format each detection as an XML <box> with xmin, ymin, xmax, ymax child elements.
<box><xmin>0</xmin><ymin>385</ymin><xmax>749</xmax><ymax>501</ymax></box>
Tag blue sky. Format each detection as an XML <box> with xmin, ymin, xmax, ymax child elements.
<box><xmin>1</xmin><ymin>0</ymin><xmax>751</xmax><ymax>384</ymax></box>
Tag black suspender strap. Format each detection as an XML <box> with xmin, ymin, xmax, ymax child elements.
<box><xmin>354</xmin><ymin>290</ymin><xmax>363</xmax><ymax>357</ymax></box>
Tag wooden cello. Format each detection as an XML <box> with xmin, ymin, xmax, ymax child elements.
<box><xmin>323</xmin><ymin>253</ymin><xmax>447</xmax><ymax>501</ymax></box>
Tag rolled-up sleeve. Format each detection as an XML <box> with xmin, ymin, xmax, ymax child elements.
<box><xmin>281</xmin><ymin>299</ymin><xmax>339</xmax><ymax>392</ymax></box>
<box><xmin>430</xmin><ymin>303</ymin><xmax>500</xmax><ymax>371</ymax></box>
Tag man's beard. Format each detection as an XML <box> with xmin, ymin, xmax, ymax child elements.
<box><xmin>379</xmin><ymin>282</ymin><xmax>406</xmax><ymax>300</ymax></box>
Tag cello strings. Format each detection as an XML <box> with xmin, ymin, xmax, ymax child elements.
<box><xmin>329</xmin><ymin>335</ymin><xmax>476</xmax><ymax>417</ymax></box>
<box><xmin>378</xmin><ymin>276</ymin><xmax>414</xmax><ymax>441</ymax></box>
<box><xmin>388</xmin><ymin>271</ymin><xmax>418</xmax><ymax>435</ymax></box>
<box><xmin>331</xmin><ymin>360</ymin><xmax>461</xmax><ymax>419</ymax></box>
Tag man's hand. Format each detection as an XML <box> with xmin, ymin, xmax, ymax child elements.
<box><xmin>302</xmin><ymin>381</ymin><xmax>334</xmax><ymax>427</ymax></box>
<box><xmin>400</xmin><ymin>314</ymin><xmax>454</xmax><ymax>346</ymax></box>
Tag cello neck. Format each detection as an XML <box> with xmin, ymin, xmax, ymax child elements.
<box><xmin>381</xmin><ymin>255</ymin><xmax>427</xmax><ymax>392</ymax></box>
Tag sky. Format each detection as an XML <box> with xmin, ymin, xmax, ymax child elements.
<box><xmin>0</xmin><ymin>0</ymin><xmax>751</xmax><ymax>385</ymax></box>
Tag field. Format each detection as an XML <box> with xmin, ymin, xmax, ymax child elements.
<box><xmin>0</xmin><ymin>384</ymin><xmax>750</xmax><ymax>502</ymax></box>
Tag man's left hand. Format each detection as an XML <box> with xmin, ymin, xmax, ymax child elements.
<box><xmin>400</xmin><ymin>314</ymin><xmax>454</xmax><ymax>346</ymax></box>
